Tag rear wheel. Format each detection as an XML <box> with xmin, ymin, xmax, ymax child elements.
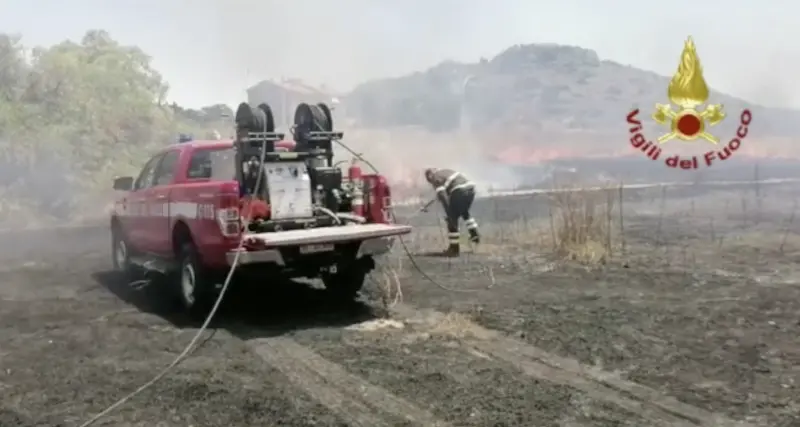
<box><xmin>176</xmin><ymin>243</ymin><xmax>218</xmax><ymax>319</ymax></box>
<box><xmin>322</xmin><ymin>261</ymin><xmax>370</xmax><ymax>300</ymax></box>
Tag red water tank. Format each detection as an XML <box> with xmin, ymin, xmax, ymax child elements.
<box><xmin>364</xmin><ymin>175</ymin><xmax>392</xmax><ymax>224</ymax></box>
<box><xmin>348</xmin><ymin>162</ymin><xmax>364</xmax><ymax>217</ymax></box>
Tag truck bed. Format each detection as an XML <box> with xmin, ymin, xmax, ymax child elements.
<box><xmin>244</xmin><ymin>223</ymin><xmax>412</xmax><ymax>247</ymax></box>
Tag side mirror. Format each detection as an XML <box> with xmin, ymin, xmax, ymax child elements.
<box><xmin>113</xmin><ymin>176</ymin><xmax>134</xmax><ymax>191</ymax></box>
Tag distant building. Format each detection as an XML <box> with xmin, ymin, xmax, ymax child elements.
<box><xmin>247</xmin><ymin>79</ymin><xmax>340</xmax><ymax>129</ymax></box>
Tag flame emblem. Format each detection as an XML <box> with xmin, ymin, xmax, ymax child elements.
<box><xmin>652</xmin><ymin>37</ymin><xmax>725</xmax><ymax>144</ymax></box>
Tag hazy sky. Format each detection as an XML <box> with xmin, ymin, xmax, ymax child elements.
<box><xmin>0</xmin><ymin>0</ymin><xmax>795</xmax><ymax>108</ymax></box>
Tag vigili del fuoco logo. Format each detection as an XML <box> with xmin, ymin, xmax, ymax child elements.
<box><xmin>626</xmin><ymin>37</ymin><xmax>752</xmax><ymax>170</ymax></box>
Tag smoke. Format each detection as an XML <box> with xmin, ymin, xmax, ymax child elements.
<box><xmin>333</xmin><ymin>126</ymin><xmax>534</xmax><ymax>201</ymax></box>
<box><xmin>0</xmin><ymin>140</ymin><xmax>76</xmax><ymax>225</ymax></box>
<box><xmin>199</xmin><ymin>2</ymin><xmax>800</xmax><ymax>190</ymax></box>
<box><xmin>4</xmin><ymin>0</ymin><xmax>799</xmax><ymax>224</ymax></box>
<box><xmin>196</xmin><ymin>1</ymin><xmax>493</xmax><ymax>99</ymax></box>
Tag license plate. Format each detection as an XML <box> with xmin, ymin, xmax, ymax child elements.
<box><xmin>299</xmin><ymin>243</ymin><xmax>335</xmax><ymax>254</ymax></box>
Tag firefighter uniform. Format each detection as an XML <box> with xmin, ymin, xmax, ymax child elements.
<box><xmin>424</xmin><ymin>168</ymin><xmax>480</xmax><ymax>256</ymax></box>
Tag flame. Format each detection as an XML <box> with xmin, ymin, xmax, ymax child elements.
<box><xmin>667</xmin><ymin>37</ymin><xmax>710</xmax><ymax>108</ymax></box>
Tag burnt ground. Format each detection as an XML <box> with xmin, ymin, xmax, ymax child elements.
<box><xmin>2</xmin><ymin>182</ymin><xmax>800</xmax><ymax>427</ymax></box>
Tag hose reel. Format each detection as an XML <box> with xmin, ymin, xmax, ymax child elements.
<box><xmin>233</xmin><ymin>102</ymin><xmax>282</xmax><ymax>198</ymax></box>
<box><xmin>293</xmin><ymin>102</ymin><xmax>338</xmax><ymax>166</ymax></box>
<box><xmin>293</xmin><ymin>102</ymin><xmax>333</xmax><ymax>134</ymax></box>
<box><xmin>235</xmin><ymin>102</ymin><xmax>275</xmax><ymax>134</ymax></box>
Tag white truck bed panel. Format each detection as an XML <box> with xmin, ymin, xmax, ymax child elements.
<box><xmin>264</xmin><ymin>161</ymin><xmax>314</xmax><ymax>220</ymax></box>
<box><xmin>246</xmin><ymin>223</ymin><xmax>412</xmax><ymax>247</ymax></box>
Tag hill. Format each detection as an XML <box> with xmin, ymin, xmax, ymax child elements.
<box><xmin>345</xmin><ymin>43</ymin><xmax>800</xmax><ymax>137</ymax></box>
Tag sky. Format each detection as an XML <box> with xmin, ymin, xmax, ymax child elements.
<box><xmin>0</xmin><ymin>0</ymin><xmax>796</xmax><ymax>109</ymax></box>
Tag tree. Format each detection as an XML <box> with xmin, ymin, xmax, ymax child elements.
<box><xmin>0</xmin><ymin>30</ymin><xmax>220</xmax><ymax>224</ymax></box>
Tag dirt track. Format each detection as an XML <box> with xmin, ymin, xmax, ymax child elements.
<box><xmin>2</xmin><ymin>184</ymin><xmax>800</xmax><ymax>427</ymax></box>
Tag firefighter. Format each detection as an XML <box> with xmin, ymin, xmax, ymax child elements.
<box><xmin>420</xmin><ymin>168</ymin><xmax>480</xmax><ymax>256</ymax></box>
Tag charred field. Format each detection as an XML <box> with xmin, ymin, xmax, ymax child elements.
<box><xmin>1</xmin><ymin>181</ymin><xmax>800</xmax><ymax>427</ymax></box>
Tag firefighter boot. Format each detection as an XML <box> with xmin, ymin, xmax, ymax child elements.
<box><xmin>445</xmin><ymin>232</ymin><xmax>461</xmax><ymax>257</ymax></box>
<box><xmin>465</xmin><ymin>218</ymin><xmax>480</xmax><ymax>244</ymax></box>
<box><xmin>444</xmin><ymin>242</ymin><xmax>460</xmax><ymax>257</ymax></box>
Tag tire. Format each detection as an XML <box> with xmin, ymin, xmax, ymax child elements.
<box><xmin>176</xmin><ymin>243</ymin><xmax>217</xmax><ymax>319</ymax></box>
<box><xmin>322</xmin><ymin>265</ymin><xmax>368</xmax><ymax>300</ymax></box>
<box><xmin>111</xmin><ymin>226</ymin><xmax>137</xmax><ymax>278</ymax></box>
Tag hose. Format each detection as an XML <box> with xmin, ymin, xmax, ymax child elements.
<box><xmin>314</xmin><ymin>206</ymin><xmax>343</xmax><ymax>225</ymax></box>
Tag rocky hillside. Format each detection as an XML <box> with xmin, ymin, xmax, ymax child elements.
<box><xmin>345</xmin><ymin>43</ymin><xmax>800</xmax><ymax>137</ymax></box>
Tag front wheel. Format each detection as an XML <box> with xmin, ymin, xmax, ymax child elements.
<box><xmin>111</xmin><ymin>228</ymin><xmax>137</xmax><ymax>278</ymax></box>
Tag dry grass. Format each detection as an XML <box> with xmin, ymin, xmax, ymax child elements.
<box><xmin>400</xmin><ymin>189</ymin><xmax>620</xmax><ymax>265</ymax></box>
<box><xmin>547</xmin><ymin>185</ymin><xmax>618</xmax><ymax>264</ymax></box>
<box><xmin>395</xmin><ymin>179</ymin><xmax>624</xmax><ymax>267</ymax></box>
<box><xmin>378</xmin><ymin>264</ymin><xmax>404</xmax><ymax>309</ymax></box>
<box><xmin>427</xmin><ymin>312</ymin><xmax>494</xmax><ymax>340</ymax></box>
<box><xmin>394</xmin><ymin>182</ymin><xmax>800</xmax><ymax>283</ymax></box>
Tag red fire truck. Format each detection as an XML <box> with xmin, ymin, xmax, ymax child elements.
<box><xmin>110</xmin><ymin>102</ymin><xmax>411</xmax><ymax>317</ymax></box>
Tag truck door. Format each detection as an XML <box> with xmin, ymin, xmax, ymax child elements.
<box><xmin>145</xmin><ymin>149</ymin><xmax>180</xmax><ymax>256</ymax></box>
<box><xmin>128</xmin><ymin>153</ymin><xmax>164</xmax><ymax>251</ymax></box>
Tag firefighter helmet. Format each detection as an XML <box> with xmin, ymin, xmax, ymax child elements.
<box><xmin>424</xmin><ymin>168</ymin><xmax>438</xmax><ymax>183</ymax></box>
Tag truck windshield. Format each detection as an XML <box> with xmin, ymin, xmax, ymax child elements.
<box><xmin>187</xmin><ymin>147</ymin><xmax>235</xmax><ymax>181</ymax></box>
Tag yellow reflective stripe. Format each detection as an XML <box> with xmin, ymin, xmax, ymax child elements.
<box><xmin>443</xmin><ymin>172</ymin><xmax>461</xmax><ymax>188</ymax></box>
<box><xmin>451</xmin><ymin>182</ymin><xmax>475</xmax><ymax>191</ymax></box>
